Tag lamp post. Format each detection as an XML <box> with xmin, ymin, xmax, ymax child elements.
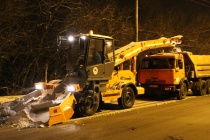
<box><xmin>135</xmin><ymin>0</ymin><xmax>138</xmax><ymax>42</ymax></box>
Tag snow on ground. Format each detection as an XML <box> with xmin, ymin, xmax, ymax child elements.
<box><xmin>0</xmin><ymin>95</ymin><xmax>23</xmax><ymax>104</ymax></box>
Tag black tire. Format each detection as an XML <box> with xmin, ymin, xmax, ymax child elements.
<box><xmin>197</xmin><ymin>80</ymin><xmax>207</xmax><ymax>96</ymax></box>
<box><xmin>74</xmin><ymin>92</ymin><xmax>99</xmax><ymax>117</ymax></box>
<box><xmin>118</xmin><ymin>86</ymin><xmax>135</xmax><ymax>109</ymax></box>
<box><xmin>177</xmin><ymin>82</ymin><xmax>187</xmax><ymax>100</ymax></box>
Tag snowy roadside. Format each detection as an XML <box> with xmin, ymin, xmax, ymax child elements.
<box><xmin>0</xmin><ymin>95</ymin><xmax>24</xmax><ymax>104</ymax></box>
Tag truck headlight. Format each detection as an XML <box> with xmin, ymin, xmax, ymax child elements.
<box><xmin>67</xmin><ymin>86</ymin><xmax>75</xmax><ymax>92</ymax></box>
<box><xmin>80</xmin><ymin>36</ymin><xmax>86</xmax><ymax>40</ymax></box>
<box><xmin>68</xmin><ymin>36</ymin><xmax>74</xmax><ymax>42</ymax></box>
<box><xmin>35</xmin><ymin>84</ymin><xmax>43</xmax><ymax>90</ymax></box>
<box><xmin>66</xmin><ymin>84</ymin><xmax>81</xmax><ymax>92</ymax></box>
<box><xmin>34</xmin><ymin>82</ymin><xmax>46</xmax><ymax>90</ymax></box>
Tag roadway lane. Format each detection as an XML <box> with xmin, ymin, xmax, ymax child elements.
<box><xmin>0</xmin><ymin>95</ymin><xmax>209</xmax><ymax>140</ymax></box>
<box><xmin>66</xmin><ymin>95</ymin><xmax>210</xmax><ymax>140</ymax></box>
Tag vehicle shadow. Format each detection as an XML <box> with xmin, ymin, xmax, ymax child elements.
<box><xmin>71</xmin><ymin>92</ymin><xmax>201</xmax><ymax>120</ymax></box>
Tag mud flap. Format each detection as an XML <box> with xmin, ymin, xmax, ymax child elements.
<box><xmin>48</xmin><ymin>93</ymin><xmax>76</xmax><ymax>126</ymax></box>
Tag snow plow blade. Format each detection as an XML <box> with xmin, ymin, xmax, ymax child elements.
<box><xmin>0</xmin><ymin>89</ymin><xmax>77</xmax><ymax>127</ymax></box>
<box><xmin>28</xmin><ymin>90</ymin><xmax>77</xmax><ymax>126</ymax></box>
<box><xmin>48</xmin><ymin>93</ymin><xmax>76</xmax><ymax>126</ymax></box>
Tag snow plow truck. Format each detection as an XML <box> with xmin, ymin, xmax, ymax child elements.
<box><xmin>0</xmin><ymin>31</ymin><xmax>183</xmax><ymax>126</ymax></box>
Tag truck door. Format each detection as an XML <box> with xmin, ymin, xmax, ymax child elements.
<box><xmin>104</xmin><ymin>39</ymin><xmax>115</xmax><ymax>79</ymax></box>
<box><xmin>175</xmin><ymin>59</ymin><xmax>185</xmax><ymax>83</ymax></box>
<box><xmin>86</xmin><ymin>38</ymin><xmax>106</xmax><ymax>80</ymax></box>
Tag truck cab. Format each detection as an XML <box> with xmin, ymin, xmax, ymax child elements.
<box><xmin>139</xmin><ymin>52</ymin><xmax>187</xmax><ymax>99</ymax></box>
<box><xmin>58</xmin><ymin>31</ymin><xmax>115</xmax><ymax>81</ymax></box>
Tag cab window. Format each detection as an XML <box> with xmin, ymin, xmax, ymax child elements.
<box><xmin>88</xmin><ymin>38</ymin><xmax>103</xmax><ymax>65</ymax></box>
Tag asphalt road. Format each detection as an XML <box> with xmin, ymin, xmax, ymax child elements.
<box><xmin>0</xmin><ymin>95</ymin><xmax>210</xmax><ymax>140</ymax></box>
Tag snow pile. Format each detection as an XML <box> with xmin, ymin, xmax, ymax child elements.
<box><xmin>4</xmin><ymin>109</ymin><xmax>41</xmax><ymax>129</ymax></box>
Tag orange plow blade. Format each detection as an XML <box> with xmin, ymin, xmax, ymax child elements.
<box><xmin>48</xmin><ymin>93</ymin><xmax>76</xmax><ymax>126</ymax></box>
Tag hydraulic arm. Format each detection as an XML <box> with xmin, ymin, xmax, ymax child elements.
<box><xmin>112</xmin><ymin>35</ymin><xmax>183</xmax><ymax>66</ymax></box>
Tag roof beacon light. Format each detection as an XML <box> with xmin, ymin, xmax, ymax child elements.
<box><xmin>89</xmin><ymin>30</ymin><xmax>93</xmax><ymax>35</ymax></box>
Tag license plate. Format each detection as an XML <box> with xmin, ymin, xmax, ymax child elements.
<box><xmin>149</xmin><ymin>85</ymin><xmax>158</xmax><ymax>88</ymax></box>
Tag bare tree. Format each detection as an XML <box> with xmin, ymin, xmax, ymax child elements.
<box><xmin>0</xmin><ymin>0</ymin><xmax>209</xmax><ymax>94</ymax></box>
<box><xmin>0</xmin><ymin>0</ymin><xmax>135</xmax><ymax>94</ymax></box>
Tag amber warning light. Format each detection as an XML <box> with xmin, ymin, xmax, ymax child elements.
<box><xmin>170</xmin><ymin>35</ymin><xmax>183</xmax><ymax>45</ymax></box>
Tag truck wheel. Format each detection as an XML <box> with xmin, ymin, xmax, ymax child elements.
<box><xmin>197</xmin><ymin>80</ymin><xmax>207</xmax><ymax>96</ymax></box>
<box><xmin>118</xmin><ymin>86</ymin><xmax>135</xmax><ymax>109</ymax></box>
<box><xmin>74</xmin><ymin>92</ymin><xmax>99</xmax><ymax>117</ymax></box>
<box><xmin>177</xmin><ymin>82</ymin><xmax>187</xmax><ymax>100</ymax></box>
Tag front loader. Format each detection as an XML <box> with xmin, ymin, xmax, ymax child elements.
<box><xmin>0</xmin><ymin>31</ymin><xmax>183</xmax><ymax>126</ymax></box>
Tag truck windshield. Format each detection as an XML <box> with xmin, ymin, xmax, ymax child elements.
<box><xmin>66</xmin><ymin>36</ymin><xmax>87</xmax><ymax>71</ymax></box>
<box><xmin>141</xmin><ymin>58</ymin><xmax>175</xmax><ymax>69</ymax></box>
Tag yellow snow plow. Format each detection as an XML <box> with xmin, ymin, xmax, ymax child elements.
<box><xmin>30</xmin><ymin>80</ymin><xmax>77</xmax><ymax>126</ymax></box>
<box><xmin>48</xmin><ymin>93</ymin><xmax>76</xmax><ymax>126</ymax></box>
<box><xmin>0</xmin><ymin>32</ymin><xmax>183</xmax><ymax>128</ymax></box>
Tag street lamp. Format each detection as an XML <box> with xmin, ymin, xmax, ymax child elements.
<box><xmin>136</xmin><ymin>0</ymin><xmax>138</xmax><ymax>42</ymax></box>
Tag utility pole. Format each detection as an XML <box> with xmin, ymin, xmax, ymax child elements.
<box><xmin>135</xmin><ymin>0</ymin><xmax>138</xmax><ymax>42</ymax></box>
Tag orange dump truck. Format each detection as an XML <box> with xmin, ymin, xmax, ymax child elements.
<box><xmin>139</xmin><ymin>51</ymin><xmax>210</xmax><ymax>99</ymax></box>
